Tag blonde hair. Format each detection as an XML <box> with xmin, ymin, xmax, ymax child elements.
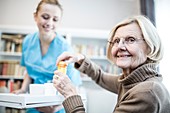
<box><xmin>35</xmin><ymin>0</ymin><xmax>63</xmax><ymax>15</ymax></box>
<box><xmin>107</xmin><ymin>15</ymin><xmax>164</xmax><ymax>64</ymax></box>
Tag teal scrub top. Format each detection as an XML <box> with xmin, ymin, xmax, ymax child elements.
<box><xmin>21</xmin><ymin>32</ymin><xmax>82</xmax><ymax>113</ymax></box>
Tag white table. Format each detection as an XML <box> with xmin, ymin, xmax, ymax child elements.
<box><xmin>0</xmin><ymin>93</ymin><xmax>86</xmax><ymax>109</ymax></box>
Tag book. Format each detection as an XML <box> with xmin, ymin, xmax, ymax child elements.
<box><xmin>2</xmin><ymin>62</ymin><xmax>8</xmax><ymax>75</ymax></box>
<box><xmin>1</xmin><ymin>33</ymin><xmax>24</xmax><ymax>53</ymax></box>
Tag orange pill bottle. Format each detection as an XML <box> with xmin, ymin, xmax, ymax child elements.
<box><xmin>57</xmin><ymin>61</ymin><xmax>67</xmax><ymax>74</ymax></box>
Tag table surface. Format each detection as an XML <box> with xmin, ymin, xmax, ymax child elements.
<box><xmin>0</xmin><ymin>93</ymin><xmax>86</xmax><ymax>109</ymax></box>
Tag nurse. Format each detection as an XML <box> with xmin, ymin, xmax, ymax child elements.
<box><xmin>12</xmin><ymin>0</ymin><xmax>82</xmax><ymax>113</ymax></box>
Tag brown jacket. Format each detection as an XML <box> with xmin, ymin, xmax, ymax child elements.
<box><xmin>63</xmin><ymin>57</ymin><xmax>170</xmax><ymax>113</ymax></box>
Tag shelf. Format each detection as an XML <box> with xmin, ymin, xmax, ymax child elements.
<box><xmin>88</xmin><ymin>56</ymin><xmax>107</xmax><ymax>60</ymax></box>
<box><xmin>0</xmin><ymin>25</ymin><xmax>37</xmax><ymax>34</ymax></box>
<box><xmin>0</xmin><ymin>76</ymin><xmax>24</xmax><ymax>80</ymax></box>
<box><xmin>58</xmin><ymin>28</ymin><xmax>110</xmax><ymax>39</ymax></box>
<box><xmin>0</xmin><ymin>26</ymin><xmax>110</xmax><ymax>39</ymax></box>
<box><xmin>0</xmin><ymin>52</ymin><xmax>22</xmax><ymax>57</ymax></box>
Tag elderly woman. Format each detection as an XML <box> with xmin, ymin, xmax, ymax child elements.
<box><xmin>53</xmin><ymin>15</ymin><xmax>170</xmax><ymax>113</ymax></box>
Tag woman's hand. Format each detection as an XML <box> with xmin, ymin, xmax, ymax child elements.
<box><xmin>36</xmin><ymin>105</ymin><xmax>63</xmax><ymax>113</ymax></box>
<box><xmin>56</xmin><ymin>52</ymin><xmax>85</xmax><ymax>65</ymax></box>
<box><xmin>53</xmin><ymin>70</ymin><xmax>78</xmax><ymax>99</ymax></box>
<box><xmin>12</xmin><ymin>89</ymin><xmax>26</xmax><ymax>94</ymax></box>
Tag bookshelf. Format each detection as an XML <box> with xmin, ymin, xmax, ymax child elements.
<box><xmin>0</xmin><ymin>27</ymin><xmax>121</xmax><ymax>83</ymax></box>
<box><xmin>0</xmin><ymin>30</ymin><xmax>26</xmax><ymax>61</ymax></box>
<box><xmin>0</xmin><ymin>29</ymin><xmax>30</xmax><ymax>113</ymax></box>
<box><xmin>0</xmin><ymin>30</ymin><xmax>27</xmax><ymax>93</ymax></box>
<box><xmin>0</xmin><ymin>27</ymin><xmax>32</xmax><ymax>113</ymax></box>
<box><xmin>0</xmin><ymin>26</ymin><xmax>121</xmax><ymax>113</ymax></box>
<box><xmin>60</xmin><ymin>28</ymin><xmax>122</xmax><ymax>79</ymax></box>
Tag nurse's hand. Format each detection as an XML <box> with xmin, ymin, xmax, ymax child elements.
<box><xmin>56</xmin><ymin>52</ymin><xmax>85</xmax><ymax>65</ymax></box>
<box><xmin>53</xmin><ymin>70</ymin><xmax>78</xmax><ymax>99</ymax></box>
<box><xmin>36</xmin><ymin>105</ymin><xmax>63</xmax><ymax>113</ymax></box>
<box><xmin>12</xmin><ymin>89</ymin><xmax>26</xmax><ymax>94</ymax></box>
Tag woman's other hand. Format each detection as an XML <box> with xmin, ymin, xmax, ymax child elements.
<box><xmin>53</xmin><ymin>70</ymin><xmax>78</xmax><ymax>99</ymax></box>
<box><xmin>56</xmin><ymin>52</ymin><xmax>85</xmax><ymax>65</ymax></box>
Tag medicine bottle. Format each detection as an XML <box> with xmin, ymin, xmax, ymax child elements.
<box><xmin>57</xmin><ymin>61</ymin><xmax>67</xmax><ymax>74</ymax></box>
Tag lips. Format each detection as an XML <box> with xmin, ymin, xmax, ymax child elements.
<box><xmin>117</xmin><ymin>55</ymin><xmax>132</xmax><ymax>58</ymax></box>
<box><xmin>42</xmin><ymin>25</ymin><xmax>54</xmax><ymax>31</ymax></box>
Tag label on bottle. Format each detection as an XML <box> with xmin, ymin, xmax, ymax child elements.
<box><xmin>57</xmin><ymin>61</ymin><xmax>67</xmax><ymax>74</ymax></box>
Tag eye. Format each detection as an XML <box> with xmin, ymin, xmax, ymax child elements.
<box><xmin>113</xmin><ymin>38</ymin><xmax>120</xmax><ymax>45</ymax></box>
<box><xmin>125</xmin><ymin>36</ymin><xmax>136</xmax><ymax>44</ymax></box>
<box><xmin>53</xmin><ymin>18</ymin><xmax>59</xmax><ymax>22</ymax></box>
<box><xmin>42</xmin><ymin>14</ymin><xmax>50</xmax><ymax>20</ymax></box>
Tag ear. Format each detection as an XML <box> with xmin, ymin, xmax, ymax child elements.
<box><xmin>33</xmin><ymin>12</ymin><xmax>37</xmax><ymax>22</ymax></box>
<box><xmin>146</xmin><ymin>45</ymin><xmax>151</xmax><ymax>55</ymax></box>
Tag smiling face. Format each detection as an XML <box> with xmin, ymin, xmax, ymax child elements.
<box><xmin>34</xmin><ymin>3</ymin><xmax>62</xmax><ymax>39</ymax></box>
<box><xmin>111</xmin><ymin>22</ymin><xmax>149</xmax><ymax>73</ymax></box>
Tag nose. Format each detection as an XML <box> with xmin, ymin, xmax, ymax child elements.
<box><xmin>117</xmin><ymin>39</ymin><xmax>126</xmax><ymax>48</ymax></box>
<box><xmin>46</xmin><ymin>18</ymin><xmax>53</xmax><ymax>27</ymax></box>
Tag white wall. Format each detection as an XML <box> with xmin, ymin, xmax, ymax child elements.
<box><xmin>155</xmin><ymin>0</ymin><xmax>170</xmax><ymax>93</ymax></box>
<box><xmin>0</xmin><ymin>0</ymin><xmax>140</xmax><ymax>30</ymax></box>
<box><xmin>0</xmin><ymin>0</ymin><xmax>140</xmax><ymax>113</ymax></box>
